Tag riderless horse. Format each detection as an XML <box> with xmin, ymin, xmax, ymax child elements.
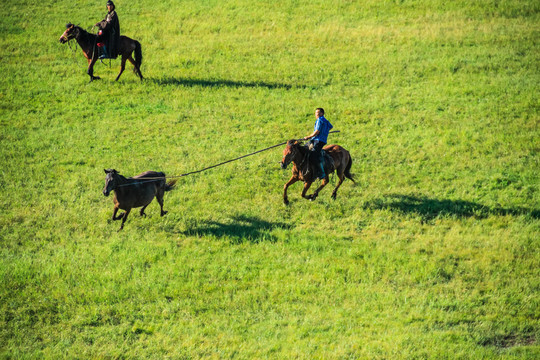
<box><xmin>103</xmin><ymin>169</ymin><xmax>176</xmax><ymax>230</ymax></box>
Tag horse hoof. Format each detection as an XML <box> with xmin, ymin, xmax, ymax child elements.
<box><xmin>161</xmin><ymin>211</ymin><xmax>168</xmax><ymax>217</ymax></box>
<box><xmin>284</xmin><ymin>200</ymin><xmax>290</xmax><ymax>206</ymax></box>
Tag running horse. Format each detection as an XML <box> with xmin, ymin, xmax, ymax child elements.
<box><xmin>59</xmin><ymin>23</ymin><xmax>143</xmax><ymax>82</ymax></box>
<box><xmin>280</xmin><ymin>140</ymin><xmax>354</xmax><ymax>205</ymax></box>
<box><xmin>102</xmin><ymin>169</ymin><xmax>176</xmax><ymax>231</ymax></box>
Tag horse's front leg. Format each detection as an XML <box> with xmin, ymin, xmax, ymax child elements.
<box><xmin>301</xmin><ymin>181</ymin><xmax>313</xmax><ymax>200</ymax></box>
<box><xmin>112</xmin><ymin>206</ymin><xmax>124</xmax><ymax>221</ymax></box>
<box><xmin>118</xmin><ymin>208</ymin><xmax>131</xmax><ymax>231</ymax></box>
<box><xmin>283</xmin><ymin>175</ymin><xmax>299</xmax><ymax>205</ymax></box>
<box><xmin>87</xmin><ymin>58</ymin><xmax>100</xmax><ymax>82</ymax></box>
<box><xmin>310</xmin><ymin>177</ymin><xmax>330</xmax><ymax>202</ymax></box>
<box><xmin>140</xmin><ymin>205</ymin><xmax>148</xmax><ymax>217</ymax></box>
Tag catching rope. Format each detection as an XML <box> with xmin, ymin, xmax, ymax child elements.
<box><xmin>116</xmin><ymin>131</ymin><xmax>340</xmax><ymax>186</ymax></box>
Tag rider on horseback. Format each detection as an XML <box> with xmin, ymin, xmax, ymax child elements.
<box><xmin>95</xmin><ymin>0</ymin><xmax>120</xmax><ymax>59</ymax></box>
<box><xmin>303</xmin><ymin>108</ymin><xmax>333</xmax><ymax>180</ymax></box>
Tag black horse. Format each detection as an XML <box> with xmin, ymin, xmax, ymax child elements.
<box><xmin>59</xmin><ymin>23</ymin><xmax>143</xmax><ymax>82</ymax></box>
<box><xmin>103</xmin><ymin>169</ymin><xmax>176</xmax><ymax>231</ymax></box>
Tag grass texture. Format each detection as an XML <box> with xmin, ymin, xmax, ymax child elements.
<box><xmin>1</xmin><ymin>0</ymin><xmax>539</xmax><ymax>358</ymax></box>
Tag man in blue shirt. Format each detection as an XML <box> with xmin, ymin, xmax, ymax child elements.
<box><xmin>303</xmin><ymin>108</ymin><xmax>333</xmax><ymax>179</ymax></box>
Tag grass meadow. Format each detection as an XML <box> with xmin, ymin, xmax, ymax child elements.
<box><xmin>1</xmin><ymin>0</ymin><xmax>539</xmax><ymax>358</ymax></box>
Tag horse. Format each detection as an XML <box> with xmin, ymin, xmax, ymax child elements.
<box><xmin>59</xmin><ymin>23</ymin><xmax>143</xmax><ymax>82</ymax></box>
<box><xmin>280</xmin><ymin>140</ymin><xmax>354</xmax><ymax>205</ymax></box>
<box><xmin>102</xmin><ymin>169</ymin><xmax>177</xmax><ymax>231</ymax></box>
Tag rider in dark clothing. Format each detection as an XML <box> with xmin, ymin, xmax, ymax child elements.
<box><xmin>95</xmin><ymin>0</ymin><xmax>120</xmax><ymax>59</ymax></box>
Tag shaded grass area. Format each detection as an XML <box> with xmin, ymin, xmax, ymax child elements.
<box><xmin>364</xmin><ymin>194</ymin><xmax>540</xmax><ymax>222</ymax></box>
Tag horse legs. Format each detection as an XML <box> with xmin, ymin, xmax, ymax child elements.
<box><xmin>127</xmin><ymin>56</ymin><xmax>143</xmax><ymax>81</ymax></box>
<box><xmin>309</xmin><ymin>177</ymin><xmax>330</xmax><ymax>201</ymax></box>
<box><xmin>283</xmin><ymin>176</ymin><xmax>299</xmax><ymax>205</ymax></box>
<box><xmin>301</xmin><ymin>181</ymin><xmax>313</xmax><ymax>200</ymax></box>
<box><xmin>112</xmin><ymin>206</ymin><xmax>124</xmax><ymax>220</ymax></box>
<box><xmin>115</xmin><ymin>56</ymin><xmax>127</xmax><ymax>81</ymax></box>
<box><xmin>156</xmin><ymin>192</ymin><xmax>168</xmax><ymax>216</ymax></box>
<box><xmin>140</xmin><ymin>205</ymin><xmax>148</xmax><ymax>217</ymax></box>
<box><xmin>118</xmin><ymin>208</ymin><xmax>131</xmax><ymax>231</ymax></box>
<box><xmin>331</xmin><ymin>174</ymin><xmax>346</xmax><ymax>200</ymax></box>
<box><xmin>87</xmin><ymin>58</ymin><xmax>100</xmax><ymax>82</ymax></box>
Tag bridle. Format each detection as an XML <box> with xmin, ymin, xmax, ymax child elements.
<box><xmin>283</xmin><ymin>142</ymin><xmax>308</xmax><ymax>169</ymax></box>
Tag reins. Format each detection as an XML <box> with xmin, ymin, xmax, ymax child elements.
<box><xmin>114</xmin><ymin>131</ymin><xmax>340</xmax><ymax>187</ymax></box>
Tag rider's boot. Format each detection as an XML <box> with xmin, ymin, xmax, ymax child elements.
<box><xmin>319</xmin><ymin>157</ymin><xmax>326</xmax><ymax>179</ymax></box>
<box><xmin>99</xmin><ymin>45</ymin><xmax>109</xmax><ymax>59</ymax></box>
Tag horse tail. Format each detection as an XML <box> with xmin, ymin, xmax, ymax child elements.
<box><xmin>134</xmin><ymin>40</ymin><xmax>143</xmax><ymax>71</ymax></box>
<box><xmin>165</xmin><ymin>179</ymin><xmax>177</xmax><ymax>191</ymax></box>
<box><xmin>344</xmin><ymin>155</ymin><xmax>355</xmax><ymax>183</ymax></box>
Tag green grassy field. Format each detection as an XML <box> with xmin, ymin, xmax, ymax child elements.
<box><xmin>1</xmin><ymin>0</ymin><xmax>539</xmax><ymax>358</ymax></box>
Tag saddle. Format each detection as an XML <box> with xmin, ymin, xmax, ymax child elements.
<box><xmin>97</xmin><ymin>44</ymin><xmax>118</xmax><ymax>60</ymax></box>
<box><xmin>302</xmin><ymin>149</ymin><xmax>334</xmax><ymax>180</ymax></box>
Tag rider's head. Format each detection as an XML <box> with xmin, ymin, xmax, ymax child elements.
<box><xmin>315</xmin><ymin>108</ymin><xmax>325</xmax><ymax>118</ymax></box>
<box><xmin>106</xmin><ymin>1</ymin><xmax>115</xmax><ymax>11</ymax></box>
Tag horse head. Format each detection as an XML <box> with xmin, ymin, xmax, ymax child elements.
<box><xmin>280</xmin><ymin>140</ymin><xmax>302</xmax><ymax>170</ymax></box>
<box><xmin>103</xmin><ymin>169</ymin><xmax>119</xmax><ymax>196</ymax></box>
<box><xmin>59</xmin><ymin>23</ymin><xmax>78</xmax><ymax>43</ymax></box>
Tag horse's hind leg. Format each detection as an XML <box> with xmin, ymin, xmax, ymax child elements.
<box><xmin>127</xmin><ymin>56</ymin><xmax>143</xmax><ymax>81</ymax></box>
<box><xmin>331</xmin><ymin>174</ymin><xmax>345</xmax><ymax>200</ymax></box>
<box><xmin>115</xmin><ymin>56</ymin><xmax>127</xmax><ymax>81</ymax></box>
<box><xmin>156</xmin><ymin>192</ymin><xmax>168</xmax><ymax>216</ymax></box>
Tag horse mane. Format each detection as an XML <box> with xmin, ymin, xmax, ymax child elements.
<box><xmin>69</xmin><ymin>24</ymin><xmax>95</xmax><ymax>42</ymax></box>
<box><xmin>105</xmin><ymin>169</ymin><xmax>128</xmax><ymax>184</ymax></box>
<box><xmin>288</xmin><ymin>139</ymin><xmax>309</xmax><ymax>153</ymax></box>
<box><xmin>287</xmin><ymin>139</ymin><xmax>298</xmax><ymax>147</ymax></box>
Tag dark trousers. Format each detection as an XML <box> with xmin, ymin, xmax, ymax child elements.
<box><xmin>309</xmin><ymin>140</ymin><xmax>326</xmax><ymax>177</ymax></box>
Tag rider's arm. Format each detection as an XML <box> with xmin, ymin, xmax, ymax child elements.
<box><xmin>303</xmin><ymin>130</ymin><xmax>320</xmax><ymax>140</ymax></box>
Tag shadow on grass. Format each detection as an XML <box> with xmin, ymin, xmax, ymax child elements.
<box><xmin>182</xmin><ymin>215</ymin><xmax>292</xmax><ymax>244</ymax></box>
<box><xmin>150</xmin><ymin>77</ymin><xmax>308</xmax><ymax>90</ymax></box>
<box><xmin>364</xmin><ymin>194</ymin><xmax>539</xmax><ymax>222</ymax></box>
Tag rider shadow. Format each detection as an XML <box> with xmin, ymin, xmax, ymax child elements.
<box><xmin>363</xmin><ymin>194</ymin><xmax>539</xmax><ymax>222</ymax></box>
<box><xmin>150</xmin><ymin>77</ymin><xmax>307</xmax><ymax>90</ymax></box>
<box><xmin>182</xmin><ymin>215</ymin><xmax>292</xmax><ymax>244</ymax></box>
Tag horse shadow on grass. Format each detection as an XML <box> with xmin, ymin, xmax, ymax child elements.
<box><xmin>181</xmin><ymin>215</ymin><xmax>292</xmax><ymax>244</ymax></box>
<box><xmin>363</xmin><ymin>194</ymin><xmax>539</xmax><ymax>222</ymax></box>
<box><xmin>150</xmin><ymin>77</ymin><xmax>310</xmax><ymax>90</ymax></box>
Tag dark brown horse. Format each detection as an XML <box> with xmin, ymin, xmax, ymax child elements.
<box><xmin>103</xmin><ymin>169</ymin><xmax>176</xmax><ymax>230</ymax></box>
<box><xmin>59</xmin><ymin>23</ymin><xmax>143</xmax><ymax>82</ymax></box>
<box><xmin>280</xmin><ymin>140</ymin><xmax>354</xmax><ymax>205</ymax></box>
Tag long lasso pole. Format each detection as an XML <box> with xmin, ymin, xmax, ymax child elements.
<box><xmin>114</xmin><ymin>131</ymin><xmax>340</xmax><ymax>186</ymax></box>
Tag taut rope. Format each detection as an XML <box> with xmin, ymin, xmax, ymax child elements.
<box><xmin>114</xmin><ymin>131</ymin><xmax>340</xmax><ymax>187</ymax></box>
